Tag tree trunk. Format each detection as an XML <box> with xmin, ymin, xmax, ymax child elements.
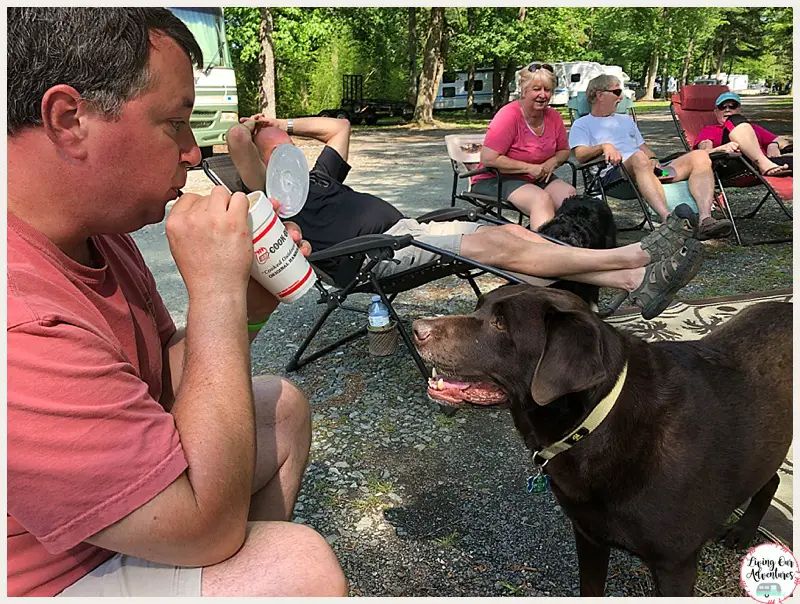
<box><xmin>466</xmin><ymin>62</ymin><xmax>475</xmax><ymax>116</ymax></box>
<box><xmin>407</xmin><ymin>8</ymin><xmax>417</xmax><ymax>105</ymax></box>
<box><xmin>492</xmin><ymin>56</ymin><xmax>503</xmax><ymax>108</ymax></box>
<box><xmin>413</xmin><ymin>7</ymin><xmax>445</xmax><ymax>125</ymax></box>
<box><xmin>258</xmin><ymin>7</ymin><xmax>277</xmax><ymax>118</ymax></box>
<box><xmin>714</xmin><ymin>39</ymin><xmax>727</xmax><ymax>81</ymax></box>
<box><xmin>643</xmin><ymin>50</ymin><xmax>659</xmax><ymax>101</ymax></box>
<box><xmin>465</xmin><ymin>8</ymin><xmax>475</xmax><ymax>116</ymax></box>
<box><xmin>680</xmin><ymin>36</ymin><xmax>694</xmax><ymax>86</ymax></box>
<box><xmin>700</xmin><ymin>44</ymin><xmax>710</xmax><ymax>79</ymax></box>
<box><xmin>500</xmin><ymin>61</ymin><xmax>516</xmax><ymax>106</ymax></box>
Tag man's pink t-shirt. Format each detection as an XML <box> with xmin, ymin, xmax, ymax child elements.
<box><xmin>694</xmin><ymin>121</ymin><xmax>777</xmax><ymax>153</ymax></box>
<box><xmin>7</xmin><ymin>213</ymin><xmax>188</xmax><ymax>597</ymax></box>
<box><xmin>472</xmin><ymin>102</ymin><xmax>569</xmax><ymax>185</ymax></box>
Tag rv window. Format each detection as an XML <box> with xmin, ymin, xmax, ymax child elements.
<box><xmin>442</xmin><ymin>87</ymin><xmax>456</xmax><ymax>98</ymax></box>
<box><xmin>469</xmin><ymin>80</ymin><xmax>484</xmax><ymax>92</ymax></box>
<box><xmin>442</xmin><ymin>73</ymin><xmax>457</xmax><ymax>84</ymax></box>
<box><xmin>571</xmin><ymin>73</ymin><xmax>581</xmax><ymax>83</ymax></box>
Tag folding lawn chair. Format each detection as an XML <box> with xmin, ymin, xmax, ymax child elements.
<box><xmin>567</xmin><ymin>92</ymin><xmax>700</xmax><ymax>233</ymax></box>
<box><xmin>444</xmin><ymin>134</ymin><xmax>525</xmax><ymax>224</ymax></box>
<box><xmin>670</xmin><ymin>84</ymin><xmax>792</xmax><ymax>246</ymax></box>
<box><xmin>444</xmin><ymin>133</ymin><xmax>578</xmax><ymax>226</ymax></box>
<box><xmin>201</xmin><ymin>154</ymin><xmax>558</xmax><ymax>387</ymax></box>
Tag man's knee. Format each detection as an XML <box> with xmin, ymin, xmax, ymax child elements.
<box><xmin>254</xmin><ymin>376</ymin><xmax>310</xmax><ymax>433</ymax></box>
<box><xmin>226</xmin><ymin>124</ymin><xmax>254</xmax><ymax>151</ymax></box>
<box><xmin>626</xmin><ymin>151</ymin><xmax>650</xmax><ymax>173</ymax></box>
<box><xmin>688</xmin><ymin>149</ymin><xmax>712</xmax><ymax>169</ymax></box>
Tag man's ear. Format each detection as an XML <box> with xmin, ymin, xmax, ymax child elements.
<box><xmin>40</xmin><ymin>85</ymin><xmax>91</xmax><ymax>159</ymax></box>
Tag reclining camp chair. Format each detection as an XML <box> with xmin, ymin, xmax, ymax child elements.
<box><xmin>568</xmin><ymin>92</ymin><xmax>700</xmax><ymax>233</ymax></box>
<box><xmin>201</xmin><ymin>154</ymin><xmax>558</xmax><ymax>387</ymax></box>
<box><xmin>444</xmin><ymin>133</ymin><xmax>577</xmax><ymax>226</ymax></box>
<box><xmin>670</xmin><ymin>84</ymin><xmax>792</xmax><ymax>246</ymax></box>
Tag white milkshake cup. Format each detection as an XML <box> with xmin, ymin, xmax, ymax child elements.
<box><xmin>247</xmin><ymin>190</ymin><xmax>317</xmax><ymax>304</ymax></box>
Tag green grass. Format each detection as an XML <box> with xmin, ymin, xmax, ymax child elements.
<box><xmin>432</xmin><ymin>530</ymin><xmax>461</xmax><ymax>548</ymax></box>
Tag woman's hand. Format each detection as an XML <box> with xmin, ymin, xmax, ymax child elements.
<box><xmin>527</xmin><ymin>163</ymin><xmax>545</xmax><ymax>180</ymax></box>
<box><xmin>539</xmin><ymin>157</ymin><xmax>560</xmax><ymax>183</ymax></box>
<box><xmin>766</xmin><ymin>141</ymin><xmax>781</xmax><ymax>158</ymax></box>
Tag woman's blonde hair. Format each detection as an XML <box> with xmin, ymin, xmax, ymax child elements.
<box><xmin>586</xmin><ymin>75</ymin><xmax>620</xmax><ymax>105</ymax></box>
<box><xmin>519</xmin><ymin>66</ymin><xmax>557</xmax><ymax>97</ymax></box>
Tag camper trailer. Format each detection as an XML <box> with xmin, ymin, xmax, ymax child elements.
<box><xmin>434</xmin><ymin>69</ymin><xmax>495</xmax><ymax>113</ymax></box>
<box><xmin>512</xmin><ymin>61</ymin><xmax>634</xmax><ymax>105</ymax></box>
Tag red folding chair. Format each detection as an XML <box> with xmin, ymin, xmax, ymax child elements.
<box><xmin>670</xmin><ymin>85</ymin><xmax>792</xmax><ymax>245</ymax></box>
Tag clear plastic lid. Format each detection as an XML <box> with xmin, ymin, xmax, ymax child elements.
<box><xmin>265</xmin><ymin>143</ymin><xmax>310</xmax><ymax>218</ymax></box>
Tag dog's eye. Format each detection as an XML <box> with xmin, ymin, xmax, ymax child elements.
<box><xmin>490</xmin><ymin>316</ymin><xmax>507</xmax><ymax>331</ymax></box>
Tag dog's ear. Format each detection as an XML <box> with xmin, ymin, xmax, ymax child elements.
<box><xmin>530</xmin><ymin>306</ymin><xmax>607</xmax><ymax>405</ymax></box>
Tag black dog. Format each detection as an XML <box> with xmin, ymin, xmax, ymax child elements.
<box><xmin>413</xmin><ymin>286</ymin><xmax>792</xmax><ymax>596</ymax></box>
<box><xmin>537</xmin><ymin>195</ymin><xmax>617</xmax><ymax>307</ymax></box>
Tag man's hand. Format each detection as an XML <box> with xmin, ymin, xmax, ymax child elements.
<box><xmin>245</xmin><ymin>197</ymin><xmax>313</xmax><ymax>322</ymax></box>
<box><xmin>601</xmin><ymin>143</ymin><xmax>623</xmax><ymax>166</ymax></box>
<box><xmin>166</xmin><ymin>187</ymin><xmax>252</xmax><ymax>299</ymax></box>
<box><xmin>240</xmin><ymin>114</ymin><xmax>281</xmax><ymax>136</ymax></box>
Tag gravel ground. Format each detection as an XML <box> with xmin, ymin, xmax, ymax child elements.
<box><xmin>133</xmin><ymin>97</ymin><xmax>791</xmax><ymax>596</ymax></box>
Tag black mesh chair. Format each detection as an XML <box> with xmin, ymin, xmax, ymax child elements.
<box><xmin>201</xmin><ymin>154</ymin><xmax>559</xmax><ymax>385</ymax></box>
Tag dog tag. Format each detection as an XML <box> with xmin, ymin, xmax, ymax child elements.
<box><xmin>527</xmin><ymin>473</ymin><xmax>550</xmax><ymax>494</ymax></box>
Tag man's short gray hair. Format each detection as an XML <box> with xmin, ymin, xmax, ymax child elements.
<box><xmin>586</xmin><ymin>75</ymin><xmax>621</xmax><ymax>105</ymax></box>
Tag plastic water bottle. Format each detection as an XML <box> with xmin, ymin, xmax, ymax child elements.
<box><xmin>368</xmin><ymin>295</ymin><xmax>390</xmax><ymax>329</ymax></box>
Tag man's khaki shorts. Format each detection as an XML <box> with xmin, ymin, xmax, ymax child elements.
<box><xmin>57</xmin><ymin>552</ymin><xmax>202</xmax><ymax>597</ymax></box>
<box><xmin>376</xmin><ymin>218</ymin><xmax>481</xmax><ymax>277</ymax></box>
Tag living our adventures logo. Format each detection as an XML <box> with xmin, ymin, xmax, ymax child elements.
<box><xmin>256</xmin><ymin>247</ymin><xmax>269</xmax><ymax>264</ymax></box>
<box><xmin>740</xmin><ymin>542</ymin><xmax>799</xmax><ymax>602</ymax></box>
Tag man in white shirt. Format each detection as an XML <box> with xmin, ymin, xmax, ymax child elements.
<box><xmin>569</xmin><ymin>75</ymin><xmax>732</xmax><ymax>240</ymax></box>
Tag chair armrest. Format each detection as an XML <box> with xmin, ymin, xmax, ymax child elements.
<box><xmin>459</xmin><ymin>166</ymin><xmax>497</xmax><ymax>179</ymax></box>
<box><xmin>416</xmin><ymin>208</ymin><xmax>478</xmax><ymax>223</ymax></box>
<box><xmin>308</xmin><ymin>234</ymin><xmax>414</xmax><ymax>263</ymax></box>
<box><xmin>709</xmin><ymin>150</ymin><xmax>742</xmax><ymax>161</ymax></box>
<box><xmin>570</xmin><ymin>156</ymin><xmax>609</xmax><ymax>171</ymax></box>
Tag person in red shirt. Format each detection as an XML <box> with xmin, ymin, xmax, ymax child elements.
<box><xmin>694</xmin><ymin>91</ymin><xmax>792</xmax><ymax>178</ymax></box>
<box><xmin>472</xmin><ymin>63</ymin><xmax>578</xmax><ymax>230</ymax></box>
<box><xmin>7</xmin><ymin>7</ymin><xmax>346</xmax><ymax>598</ymax></box>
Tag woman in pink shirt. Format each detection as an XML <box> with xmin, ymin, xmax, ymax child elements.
<box><xmin>472</xmin><ymin>63</ymin><xmax>576</xmax><ymax>229</ymax></box>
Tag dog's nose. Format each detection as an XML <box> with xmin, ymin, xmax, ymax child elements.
<box><xmin>412</xmin><ymin>320</ymin><xmax>433</xmax><ymax>343</ymax></box>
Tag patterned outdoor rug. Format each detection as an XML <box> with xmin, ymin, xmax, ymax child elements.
<box><xmin>605</xmin><ymin>289</ymin><xmax>793</xmax><ymax>548</ymax></box>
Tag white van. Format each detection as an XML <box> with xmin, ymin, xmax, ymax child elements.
<box><xmin>434</xmin><ymin>69</ymin><xmax>494</xmax><ymax>113</ymax></box>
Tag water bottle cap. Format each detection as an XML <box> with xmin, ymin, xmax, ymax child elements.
<box><xmin>371</xmin><ymin>295</ymin><xmax>381</xmax><ymax>302</ymax></box>
<box><xmin>265</xmin><ymin>143</ymin><xmax>310</xmax><ymax>218</ymax></box>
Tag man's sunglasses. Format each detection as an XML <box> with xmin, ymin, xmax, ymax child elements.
<box><xmin>605</xmin><ymin>88</ymin><xmax>623</xmax><ymax>97</ymax></box>
<box><xmin>717</xmin><ymin>102</ymin><xmax>740</xmax><ymax>110</ymax></box>
<box><xmin>528</xmin><ymin>63</ymin><xmax>554</xmax><ymax>73</ymax></box>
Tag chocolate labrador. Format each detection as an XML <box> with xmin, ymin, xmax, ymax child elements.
<box><xmin>412</xmin><ymin>285</ymin><xmax>792</xmax><ymax>596</ymax></box>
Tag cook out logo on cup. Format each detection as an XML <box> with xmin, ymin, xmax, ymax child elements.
<box><xmin>246</xmin><ymin>190</ymin><xmax>317</xmax><ymax>304</ymax></box>
<box><xmin>740</xmin><ymin>542</ymin><xmax>799</xmax><ymax>602</ymax></box>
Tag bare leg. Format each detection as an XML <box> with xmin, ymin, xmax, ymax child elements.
<box><xmin>506</xmin><ymin>183</ymin><xmax>557</xmax><ymax>230</ymax></box>
<box><xmin>248</xmin><ymin>375</ymin><xmax>311</xmax><ymax>521</ymax></box>
<box><xmin>667</xmin><ymin>150</ymin><xmax>715</xmax><ymax>221</ymax></box>
<box><xmin>226</xmin><ymin>123</ymin><xmax>268</xmax><ymax>192</ymax></box>
<box><xmin>464</xmin><ymin>224</ymin><xmax>649</xmax><ymax>276</ymax></box>
<box><xmin>728</xmin><ymin>122</ymin><xmax>788</xmax><ymax>174</ymax></box>
<box><xmin>543</xmin><ymin>178</ymin><xmax>578</xmax><ymax>212</ymax></box>
<box><xmin>626</xmin><ymin>151</ymin><xmax>670</xmax><ymax>221</ymax></box>
<box><xmin>201</xmin><ymin>521</ymin><xmax>347</xmax><ymax>596</ymax></box>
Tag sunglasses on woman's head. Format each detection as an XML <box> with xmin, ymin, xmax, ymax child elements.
<box><xmin>528</xmin><ymin>63</ymin><xmax>554</xmax><ymax>73</ymax></box>
<box><xmin>717</xmin><ymin>102</ymin><xmax>739</xmax><ymax>110</ymax></box>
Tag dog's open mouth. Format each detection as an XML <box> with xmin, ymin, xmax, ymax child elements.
<box><xmin>426</xmin><ymin>368</ymin><xmax>508</xmax><ymax>407</ymax></box>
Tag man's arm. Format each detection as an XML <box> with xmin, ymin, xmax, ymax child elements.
<box><xmin>252</xmin><ymin>115</ymin><xmax>351</xmax><ymax>162</ymax></box>
<box><xmin>573</xmin><ymin>143</ymin><xmax>622</xmax><ymax>165</ymax></box>
<box><xmin>85</xmin><ymin>189</ymin><xmax>256</xmax><ymax>567</ymax></box>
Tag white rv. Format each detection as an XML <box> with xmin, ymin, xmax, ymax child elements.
<box><xmin>513</xmin><ymin>61</ymin><xmax>634</xmax><ymax>105</ymax></box>
<box><xmin>434</xmin><ymin>69</ymin><xmax>495</xmax><ymax>113</ymax></box>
